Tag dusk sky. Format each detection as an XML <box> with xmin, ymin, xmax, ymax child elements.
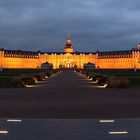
<box><xmin>0</xmin><ymin>0</ymin><xmax>140</xmax><ymax>52</ymax></box>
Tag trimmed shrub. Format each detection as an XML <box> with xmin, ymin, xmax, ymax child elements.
<box><xmin>39</xmin><ymin>72</ymin><xmax>47</xmax><ymax>80</ymax></box>
<box><xmin>0</xmin><ymin>78</ymin><xmax>26</xmax><ymax>88</ymax></box>
<box><xmin>92</xmin><ymin>75</ymin><xmax>104</xmax><ymax>81</ymax></box>
<box><xmin>33</xmin><ymin>74</ymin><xmax>43</xmax><ymax>81</ymax></box>
<box><xmin>97</xmin><ymin>77</ymin><xmax>108</xmax><ymax>86</ymax></box>
<box><xmin>11</xmin><ymin>79</ymin><xmax>26</xmax><ymax>88</ymax></box>
<box><xmin>22</xmin><ymin>77</ymin><xmax>36</xmax><ymax>85</ymax></box>
<box><xmin>107</xmin><ymin>77</ymin><xmax>129</xmax><ymax>88</ymax></box>
<box><xmin>46</xmin><ymin>72</ymin><xmax>51</xmax><ymax>77</ymax></box>
<box><xmin>33</xmin><ymin>72</ymin><xmax>47</xmax><ymax>81</ymax></box>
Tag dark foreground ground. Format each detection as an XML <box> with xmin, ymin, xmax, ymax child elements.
<box><xmin>0</xmin><ymin>70</ymin><xmax>140</xmax><ymax>119</ymax></box>
<box><xmin>0</xmin><ymin>118</ymin><xmax>139</xmax><ymax>140</ymax></box>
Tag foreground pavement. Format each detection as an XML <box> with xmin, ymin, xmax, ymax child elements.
<box><xmin>0</xmin><ymin>70</ymin><xmax>140</xmax><ymax>118</ymax></box>
<box><xmin>0</xmin><ymin>118</ymin><xmax>139</xmax><ymax>140</ymax></box>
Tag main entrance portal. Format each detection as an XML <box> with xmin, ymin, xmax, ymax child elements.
<box><xmin>63</xmin><ymin>63</ymin><xmax>76</xmax><ymax>69</ymax></box>
<box><xmin>59</xmin><ymin>60</ymin><xmax>77</xmax><ymax>69</ymax></box>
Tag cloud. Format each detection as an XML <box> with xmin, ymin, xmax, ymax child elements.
<box><xmin>0</xmin><ymin>0</ymin><xmax>140</xmax><ymax>52</ymax></box>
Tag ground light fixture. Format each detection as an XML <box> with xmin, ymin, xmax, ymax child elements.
<box><xmin>0</xmin><ymin>131</ymin><xmax>8</xmax><ymax>134</ymax></box>
<box><xmin>7</xmin><ymin>119</ymin><xmax>22</xmax><ymax>122</ymax></box>
<box><xmin>109</xmin><ymin>131</ymin><xmax>128</xmax><ymax>135</ymax></box>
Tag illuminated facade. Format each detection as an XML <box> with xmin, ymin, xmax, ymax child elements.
<box><xmin>0</xmin><ymin>36</ymin><xmax>140</xmax><ymax>69</ymax></box>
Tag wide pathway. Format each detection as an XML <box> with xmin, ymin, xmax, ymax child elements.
<box><xmin>0</xmin><ymin>118</ymin><xmax>139</xmax><ymax>140</ymax></box>
<box><xmin>0</xmin><ymin>70</ymin><xmax>140</xmax><ymax>118</ymax></box>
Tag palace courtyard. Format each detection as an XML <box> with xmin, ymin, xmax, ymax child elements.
<box><xmin>0</xmin><ymin>70</ymin><xmax>140</xmax><ymax>119</ymax></box>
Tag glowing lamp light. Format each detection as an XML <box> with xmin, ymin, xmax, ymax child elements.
<box><xmin>92</xmin><ymin>83</ymin><xmax>108</xmax><ymax>89</ymax></box>
<box><xmin>103</xmin><ymin>83</ymin><xmax>108</xmax><ymax>88</ymax></box>
<box><xmin>26</xmin><ymin>85</ymin><xmax>35</xmax><ymax>88</ymax></box>
<box><xmin>100</xmin><ymin>120</ymin><xmax>115</xmax><ymax>123</ymax></box>
<box><xmin>109</xmin><ymin>131</ymin><xmax>128</xmax><ymax>135</ymax></box>
<box><xmin>7</xmin><ymin>119</ymin><xmax>22</xmax><ymax>122</ymax></box>
<box><xmin>92</xmin><ymin>79</ymin><xmax>99</xmax><ymax>84</ymax></box>
<box><xmin>0</xmin><ymin>131</ymin><xmax>8</xmax><ymax>134</ymax></box>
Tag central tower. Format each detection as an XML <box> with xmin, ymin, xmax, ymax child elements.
<box><xmin>64</xmin><ymin>35</ymin><xmax>74</xmax><ymax>53</ymax></box>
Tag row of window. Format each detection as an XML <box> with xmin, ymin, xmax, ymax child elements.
<box><xmin>133</xmin><ymin>55</ymin><xmax>140</xmax><ymax>58</ymax></box>
<box><xmin>99</xmin><ymin>61</ymin><xmax>132</xmax><ymax>63</ymax></box>
<box><xmin>98</xmin><ymin>55</ymin><xmax>132</xmax><ymax>59</ymax></box>
<box><xmin>4</xmin><ymin>54</ymin><xmax>39</xmax><ymax>59</ymax></box>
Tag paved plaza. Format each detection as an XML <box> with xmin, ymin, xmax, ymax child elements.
<box><xmin>0</xmin><ymin>118</ymin><xmax>139</xmax><ymax>140</ymax></box>
<box><xmin>0</xmin><ymin>70</ymin><xmax>140</xmax><ymax>118</ymax></box>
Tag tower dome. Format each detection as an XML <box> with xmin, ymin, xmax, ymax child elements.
<box><xmin>64</xmin><ymin>35</ymin><xmax>74</xmax><ymax>53</ymax></box>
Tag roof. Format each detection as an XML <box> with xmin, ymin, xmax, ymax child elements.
<box><xmin>42</xmin><ymin>62</ymin><xmax>51</xmax><ymax>65</ymax></box>
<box><xmin>85</xmin><ymin>62</ymin><xmax>95</xmax><ymax>65</ymax></box>
<box><xmin>98</xmin><ymin>50</ymin><xmax>132</xmax><ymax>56</ymax></box>
<box><xmin>2</xmin><ymin>49</ymin><xmax>139</xmax><ymax>56</ymax></box>
<box><xmin>4</xmin><ymin>50</ymin><xmax>38</xmax><ymax>56</ymax></box>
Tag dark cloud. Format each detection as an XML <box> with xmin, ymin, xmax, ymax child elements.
<box><xmin>0</xmin><ymin>0</ymin><xmax>140</xmax><ymax>52</ymax></box>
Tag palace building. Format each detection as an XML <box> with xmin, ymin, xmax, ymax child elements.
<box><xmin>0</xmin><ymin>35</ymin><xmax>140</xmax><ymax>70</ymax></box>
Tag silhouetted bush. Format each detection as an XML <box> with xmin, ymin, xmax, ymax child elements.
<box><xmin>0</xmin><ymin>78</ymin><xmax>26</xmax><ymax>88</ymax></box>
<box><xmin>22</xmin><ymin>77</ymin><xmax>36</xmax><ymax>85</ymax></box>
<box><xmin>92</xmin><ymin>75</ymin><xmax>104</xmax><ymax>81</ymax></box>
<box><xmin>107</xmin><ymin>77</ymin><xmax>129</xmax><ymax>88</ymax></box>
<box><xmin>46</xmin><ymin>72</ymin><xmax>51</xmax><ymax>77</ymax></box>
<box><xmin>33</xmin><ymin>74</ymin><xmax>43</xmax><ymax>81</ymax></box>
<box><xmin>11</xmin><ymin>79</ymin><xmax>26</xmax><ymax>88</ymax></box>
<box><xmin>97</xmin><ymin>77</ymin><xmax>109</xmax><ymax>86</ymax></box>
